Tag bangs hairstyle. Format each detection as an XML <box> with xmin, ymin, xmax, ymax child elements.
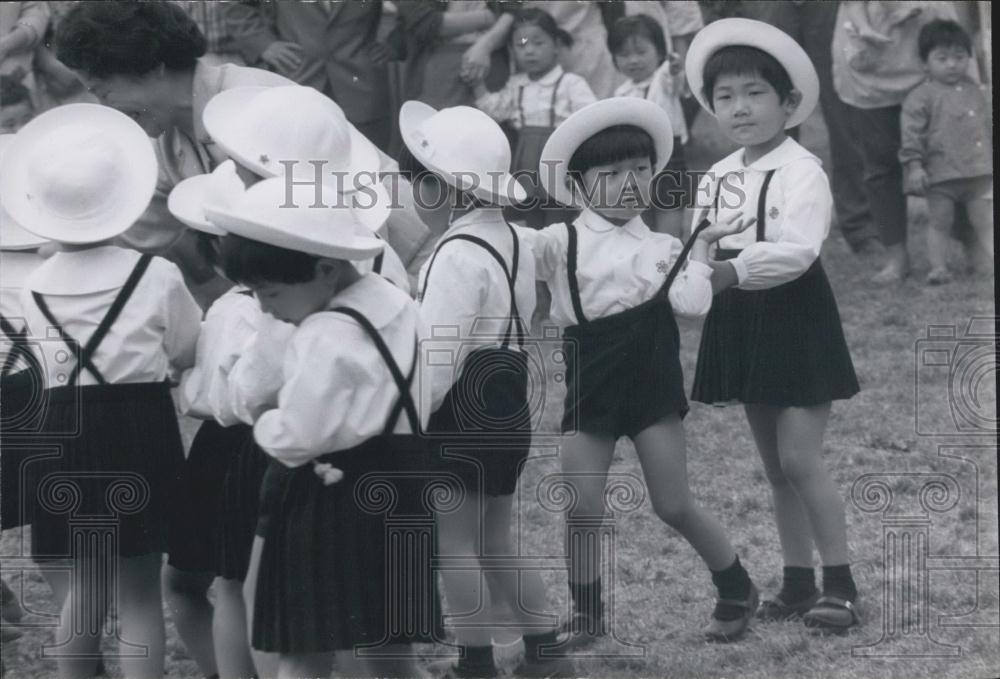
<box><xmin>511</xmin><ymin>8</ymin><xmax>573</xmax><ymax>48</ymax></box>
<box><xmin>56</xmin><ymin>0</ymin><xmax>206</xmax><ymax>78</ymax></box>
<box><xmin>219</xmin><ymin>234</ymin><xmax>321</xmax><ymax>286</ymax></box>
<box><xmin>918</xmin><ymin>19</ymin><xmax>973</xmax><ymax>60</ymax></box>
<box><xmin>567</xmin><ymin>124</ymin><xmax>657</xmax><ymax>176</ymax></box>
<box><xmin>396</xmin><ymin>143</ymin><xmax>492</xmax><ymax>209</ymax></box>
<box><xmin>701</xmin><ymin>45</ymin><xmax>794</xmax><ymax>108</ymax></box>
<box><xmin>608</xmin><ymin>15</ymin><xmax>667</xmax><ymax>62</ymax></box>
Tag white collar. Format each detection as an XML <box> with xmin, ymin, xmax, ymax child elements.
<box><xmin>320</xmin><ymin>272</ymin><xmax>407</xmax><ymax>330</ymax></box>
<box><xmin>714</xmin><ymin>136</ymin><xmax>819</xmax><ymax>174</ymax></box>
<box><xmin>27</xmin><ymin>246</ymin><xmax>143</xmax><ymax>295</ymax></box>
<box><xmin>577</xmin><ymin>208</ymin><xmax>648</xmax><ymax>240</ymax></box>
<box><xmin>444</xmin><ymin>207</ymin><xmax>507</xmax><ymax>236</ymax></box>
<box><xmin>523</xmin><ymin>64</ymin><xmax>565</xmax><ymax>86</ymax></box>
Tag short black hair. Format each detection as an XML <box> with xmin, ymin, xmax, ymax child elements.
<box><xmin>56</xmin><ymin>0</ymin><xmax>206</xmax><ymax>78</ymax></box>
<box><xmin>608</xmin><ymin>15</ymin><xmax>667</xmax><ymax>62</ymax></box>
<box><xmin>701</xmin><ymin>45</ymin><xmax>795</xmax><ymax>107</ymax></box>
<box><xmin>918</xmin><ymin>19</ymin><xmax>973</xmax><ymax>61</ymax></box>
<box><xmin>219</xmin><ymin>235</ymin><xmax>321</xmax><ymax>286</ymax></box>
<box><xmin>567</xmin><ymin>124</ymin><xmax>657</xmax><ymax>177</ymax></box>
<box><xmin>510</xmin><ymin>8</ymin><xmax>573</xmax><ymax>48</ymax></box>
<box><xmin>0</xmin><ymin>75</ymin><xmax>32</xmax><ymax>108</ymax></box>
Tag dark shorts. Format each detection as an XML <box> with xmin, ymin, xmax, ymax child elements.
<box><xmin>926</xmin><ymin>175</ymin><xmax>993</xmax><ymax>203</ymax></box>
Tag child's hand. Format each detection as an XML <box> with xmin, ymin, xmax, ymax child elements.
<box><xmin>697</xmin><ymin>211</ymin><xmax>757</xmax><ymax>244</ymax></box>
<box><xmin>313</xmin><ymin>462</ymin><xmax>344</xmax><ymax>486</ymax></box>
<box><xmin>904</xmin><ymin>166</ymin><xmax>929</xmax><ymax>196</ymax></box>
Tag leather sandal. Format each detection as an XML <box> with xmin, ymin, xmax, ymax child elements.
<box><xmin>756</xmin><ymin>590</ymin><xmax>820</xmax><ymax>622</ymax></box>
<box><xmin>803</xmin><ymin>595</ymin><xmax>861</xmax><ymax>633</ymax></box>
<box><xmin>704</xmin><ymin>582</ymin><xmax>759</xmax><ymax>642</ymax></box>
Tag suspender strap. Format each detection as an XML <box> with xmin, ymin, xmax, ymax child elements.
<box><xmin>517</xmin><ymin>84</ymin><xmax>526</xmax><ymax>129</ymax></box>
<box><xmin>505</xmin><ymin>222</ymin><xmax>526</xmax><ymax>347</ymax></box>
<box><xmin>657</xmin><ymin>174</ymin><xmax>730</xmax><ymax>297</ymax></box>
<box><xmin>372</xmin><ymin>251</ymin><xmax>384</xmax><ymax>275</ymax></box>
<box><xmin>547</xmin><ymin>73</ymin><xmax>564</xmax><ymax>128</ymax></box>
<box><xmin>30</xmin><ymin>254</ymin><xmax>153</xmax><ymax>386</ymax></box>
<box><xmin>331</xmin><ymin>306</ymin><xmax>421</xmax><ymax>435</ymax></box>
<box><xmin>565</xmin><ymin>223</ymin><xmax>587</xmax><ymax>325</ymax></box>
<box><xmin>1</xmin><ymin>314</ymin><xmax>35</xmax><ymax>378</ymax></box>
<box><xmin>756</xmin><ymin>170</ymin><xmax>776</xmax><ymax>242</ymax></box>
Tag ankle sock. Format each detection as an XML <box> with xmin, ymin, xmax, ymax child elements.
<box><xmin>778</xmin><ymin>566</ymin><xmax>818</xmax><ymax>604</ymax></box>
<box><xmin>821</xmin><ymin>564</ymin><xmax>858</xmax><ymax>601</ymax></box>
<box><xmin>523</xmin><ymin>630</ymin><xmax>558</xmax><ymax>662</ymax></box>
<box><xmin>711</xmin><ymin>555</ymin><xmax>753</xmax><ymax>621</ymax></box>
<box><xmin>457</xmin><ymin>645</ymin><xmax>495</xmax><ymax>675</ymax></box>
<box><xmin>570</xmin><ymin>578</ymin><xmax>603</xmax><ymax>623</ymax></box>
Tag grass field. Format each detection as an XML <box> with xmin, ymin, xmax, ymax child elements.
<box><xmin>2</xmin><ymin>110</ymin><xmax>996</xmax><ymax>679</ymax></box>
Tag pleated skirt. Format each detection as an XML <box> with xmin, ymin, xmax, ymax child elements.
<box><xmin>216</xmin><ymin>433</ymin><xmax>268</xmax><ymax>581</ymax></box>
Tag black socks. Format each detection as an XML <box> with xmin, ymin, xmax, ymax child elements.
<box><xmin>710</xmin><ymin>555</ymin><xmax>754</xmax><ymax>621</ymax></box>
<box><xmin>779</xmin><ymin>565</ymin><xmax>818</xmax><ymax>604</ymax></box>
<box><xmin>570</xmin><ymin>578</ymin><xmax>603</xmax><ymax>625</ymax></box>
<box><xmin>457</xmin><ymin>645</ymin><xmax>495</xmax><ymax>676</ymax></box>
<box><xmin>821</xmin><ymin>564</ymin><xmax>858</xmax><ymax>602</ymax></box>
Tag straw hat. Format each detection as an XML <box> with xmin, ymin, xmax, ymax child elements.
<box><xmin>399</xmin><ymin>101</ymin><xmax>526</xmax><ymax>206</ymax></box>
<box><xmin>167</xmin><ymin>160</ymin><xmax>247</xmax><ymax>236</ymax></box>
<box><xmin>0</xmin><ymin>104</ymin><xmax>157</xmax><ymax>244</ymax></box>
<box><xmin>685</xmin><ymin>18</ymin><xmax>819</xmax><ymax>130</ymax></box>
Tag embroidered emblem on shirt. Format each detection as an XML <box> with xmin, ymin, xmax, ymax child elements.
<box><xmin>259</xmin><ymin>154</ymin><xmax>270</xmax><ymax>164</ymax></box>
<box><xmin>656</xmin><ymin>260</ymin><xmax>669</xmax><ymax>274</ymax></box>
<box><xmin>768</xmin><ymin>206</ymin><xmax>779</xmax><ymax>220</ymax></box>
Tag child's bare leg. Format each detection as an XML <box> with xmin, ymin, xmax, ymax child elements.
<box><xmin>925</xmin><ymin>193</ymin><xmax>955</xmax><ymax>282</ymax></box>
<box><xmin>116</xmin><ymin>553</ymin><xmax>166</xmax><ymax>679</ymax></box>
<box><xmin>213</xmin><ymin>577</ymin><xmax>256</xmax><ymax>679</ymax></box>
<box><xmin>436</xmin><ymin>493</ymin><xmax>493</xmax><ymax>648</ymax></box>
<box><xmin>277</xmin><ymin>651</ymin><xmax>333</xmax><ymax>679</ymax></box>
<box><xmin>964</xmin><ymin>194</ymin><xmax>994</xmax><ymax>269</ymax></box>
<box><xmin>161</xmin><ymin>565</ymin><xmax>216</xmax><ymax>677</ymax></box>
<box><xmin>560</xmin><ymin>432</ymin><xmax>615</xmax><ymax>588</ymax></box>
<box><xmin>55</xmin><ymin>557</ymin><xmax>107</xmax><ymax>679</ymax></box>
<box><xmin>243</xmin><ymin>536</ymin><xmax>278</xmax><ymax>678</ymax></box>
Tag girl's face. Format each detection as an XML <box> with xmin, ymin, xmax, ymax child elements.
<box><xmin>711</xmin><ymin>72</ymin><xmax>798</xmax><ymax>160</ymax></box>
<box><xmin>77</xmin><ymin>69</ymin><xmax>175</xmax><ymax>138</ymax></box>
<box><xmin>412</xmin><ymin>172</ymin><xmax>454</xmax><ymax>231</ymax></box>
<box><xmin>512</xmin><ymin>24</ymin><xmax>560</xmax><ymax>79</ymax></box>
<box><xmin>575</xmin><ymin>155</ymin><xmax>653</xmax><ymax>222</ymax></box>
<box><xmin>249</xmin><ymin>260</ymin><xmax>342</xmax><ymax>325</ymax></box>
<box><xmin>613</xmin><ymin>35</ymin><xmax>662</xmax><ymax>84</ymax></box>
<box><xmin>925</xmin><ymin>45</ymin><xmax>970</xmax><ymax>85</ymax></box>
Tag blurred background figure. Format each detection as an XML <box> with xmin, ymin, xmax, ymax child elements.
<box><xmin>177</xmin><ymin>1</ymin><xmax>245</xmax><ymax>66</ymax></box>
<box><xmin>0</xmin><ymin>2</ymin><xmax>49</xmax><ymax>110</ymax></box>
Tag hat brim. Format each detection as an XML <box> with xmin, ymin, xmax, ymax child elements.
<box><xmin>399</xmin><ymin>101</ymin><xmax>527</xmax><ymax>207</ymax></box>
<box><xmin>538</xmin><ymin>98</ymin><xmax>674</xmax><ymax>209</ymax></box>
<box><xmin>0</xmin><ymin>135</ymin><xmax>49</xmax><ymax>250</ymax></box>
<box><xmin>167</xmin><ymin>173</ymin><xmax>228</xmax><ymax>236</ymax></box>
<box><xmin>685</xmin><ymin>18</ymin><xmax>819</xmax><ymax>130</ymax></box>
<box><xmin>203</xmin><ymin>86</ymin><xmax>381</xmax><ymax>183</ymax></box>
<box><xmin>0</xmin><ymin>104</ymin><xmax>158</xmax><ymax>244</ymax></box>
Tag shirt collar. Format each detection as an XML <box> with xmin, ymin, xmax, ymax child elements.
<box><xmin>577</xmin><ymin>208</ymin><xmax>648</xmax><ymax>240</ymax></box>
<box><xmin>530</xmin><ymin>64</ymin><xmax>565</xmax><ymax>86</ymax></box>
<box><xmin>443</xmin><ymin>207</ymin><xmax>507</xmax><ymax>236</ymax></box>
<box><xmin>714</xmin><ymin>136</ymin><xmax>819</xmax><ymax>173</ymax></box>
<box><xmin>27</xmin><ymin>246</ymin><xmax>143</xmax><ymax>295</ymax></box>
<box><xmin>324</xmin><ymin>272</ymin><xmax>407</xmax><ymax>330</ymax></box>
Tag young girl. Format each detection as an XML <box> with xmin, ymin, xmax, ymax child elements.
<box><xmin>685</xmin><ymin>18</ymin><xmax>862</xmax><ymax>632</ymax></box>
<box><xmin>522</xmin><ymin>97</ymin><xmax>759</xmax><ymax>647</ymax></box>
<box><xmin>469</xmin><ymin>8</ymin><xmax>596</xmax><ymax>229</ymax></box>
<box><xmin>399</xmin><ymin>101</ymin><xmax>568</xmax><ymax>678</ymax></box>
<box><xmin>609</xmin><ymin>14</ymin><xmax>690</xmax><ymax>237</ymax></box>
<box><xmin>1</xmin><ymin>104</ymin><xmax>202</xmax><ymax>679</ymax></box>
<box><xmin>208</xmin><ymin>177</ymin><xmax>440</xmax><ymax>679</ymax></box>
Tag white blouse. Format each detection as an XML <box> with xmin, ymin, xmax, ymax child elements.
<box><xmin>223</xmin><ymin>309</ymin><xmax>295</xmax><ymax>426</ymax></box>
<box><xmin>693</xmin><ymin>137</ymin><xmax>832</xmax><ymax>290</ymax></box>
<box><xmin>417</xmin><ymin>208</ymin><xmax>536</xmax><ymax>413</ymax></box>
<box><xmin>21</xmin><ymin>246</ymin><xmax>201</xmax><ymax>386</ymax></box>
<box><xmin>613</xmin><ymin>61</ymin><xmax>688</xmax><ymax>144</ymax></box>
<box><xmin>253</xmin><ymin>273</ymin><xmax>429</xmax><ymax>467</ymax></box>
<box><xmin>519</xmin><ymin>209</ymin><xmax>712</xmax><ymax>327</ymax></box>
<box><xmin>476</xmin><ymin>65</ymin><xmax>597</xmax><ymax>130</ymax></box>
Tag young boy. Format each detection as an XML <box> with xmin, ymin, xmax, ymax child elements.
<box><xmin>899</xmin><ymin>19</ymin><xmax>993</xmax><ymax>284</ymax></box>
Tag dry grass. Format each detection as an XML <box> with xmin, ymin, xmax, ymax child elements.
<box><xmin>2</xmin><ymin>110</ymin><xmax>996</xmax><ymax>679</ymax></box>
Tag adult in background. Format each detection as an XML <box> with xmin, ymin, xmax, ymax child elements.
<box><xmin>832</xmin><ymin>1</ymin><xmax>969</xmax><ymax>283</ymax></box>
<box><xmin>223</xmin><ymin>0</ymin><xmax>392</xmax><ymax>153</ymax></box>
<box><xmin>0</xmin><ymin>1</ymin><xmax>49</xmax><ymax>109</ymax></box>
<box><xmin>176</xmin><ymin>1</ymin><xmax>246</xmax><ymax>66</ymax></box>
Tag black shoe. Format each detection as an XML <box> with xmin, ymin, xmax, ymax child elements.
<box><xmin>553</xmin><ymin>611</ymin><xmax>604</xmax><ymax>652</ymax></box>
<box><xmin>756</xmin><ymin>590</ymin><xmax>820</xmax><ymax>622</ymax></box>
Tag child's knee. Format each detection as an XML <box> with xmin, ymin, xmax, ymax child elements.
<box><xmin>651</xmin><ymin>496</ymin><xmax>694</xmax><ymax>529</ymax></box>
<box><xmin>777</xmin><ymin>454</ymin><xmax>818</xmax><ymax>487</ymax></box>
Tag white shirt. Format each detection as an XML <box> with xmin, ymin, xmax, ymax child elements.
<box><xmin>417</xmin><ymin>208</ymin><xmax>536</xmax><ymax>413</ymax></box>
<box><xmin>614</xmin><ymin>61</ymin><xmax>688</xmax><ymax>144</ymax></box>
<box><xmin>476</xmin><ymin>65</ymin><xmax>597</xmax><ymax>130</ymax></box>
<box><xmin>253</xmin><ymin>273</ymin><xmax>429</xmax><ymax>468</ymax></box>
<box><xmin>693</xmin><ymin>137</ymin><xmax>832</xmax><ymax>290</ymax></box>
<box><xmin>519</xmin><ymin>209</ymin><xmax>712</xmax><ymax>327</ymax></box>
<box><xmin>1</xmin><ymin>250</ymin><xmax>45</xmax><ymax>333</ymax></box>
<box><xmin>21</xmin><ymin>246</ymin><xmax>201</xmax><ymax>386</ymax></box>
<box><xmin>223</xmin><ymin>309</ymin><xmax>295</xmax><ymax>426</ymax></box>
<box><xmin>358</xmin><ymin>239</ymin><xmax>411</xmax><ymax>295</ymax></box>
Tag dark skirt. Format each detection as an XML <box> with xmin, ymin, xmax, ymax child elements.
<box><xmin>28</xmin><ymin>381</ymin><xmax>184</xmax><ymax>560</ymax></box>
<box><xmin>252</xmin><ymin>435</ymin><xmax>443</xmax><ymax>654</ymax></box>
<box><xmin>1</xmin><ymin>368</ymin><xmax>48</xmax><ymax>530</ymax></box>
<box><xmin>562</xmin><ymin>299</ymin><xmax>688</xmax><ymax>439</ymax></box>
<box><xmin>167</xmin><ymin>420</ymin><xmax>247</xmax><ymax>573</ymax></box>
<box><xmin>691</xmin><ymin>254</ymin><xmax>860</xmax><ymax>406</ymax></box>
<box><xmin>216</xmin><ymin>433</ymin><xmax>268</xmax><ymax>581</ymax></box>
<box><xmin>427</xmin><ymin>347</ymin><xmax>531</xmax><ymax>497</ymax></box>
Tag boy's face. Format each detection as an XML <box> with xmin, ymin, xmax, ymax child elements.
<box><xmin>711</xmin><ymin>72</ymin><xmax>794</xmax><ymax>148</ymax></box>
<box><xmin>925</xmin><ymin>45</ymin><xmax>970</xmax><ymax>85</ymax></box>
<box><xmin>248</xmin><ymin>260</ymin><xmax>343</xmax><ymax>325</ymax></box>
<box><xmin>0</xmin><ymin>101</ymin><xmax>34</xmax><ymax>133</ymax></box>
<box><xmin>614</xmin><ymin>36</ymin><xmax>661</xmax><ymax>85</ymax></box>
<box><xmin>576</xmin><ymin>155</ymin><xmax>653</xmax><ymax>222</ymax></box>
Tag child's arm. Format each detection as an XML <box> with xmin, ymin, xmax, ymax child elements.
<box><xmin>512</xmin><ymin>223</ymin><xmax>566</xmax><ymax>283</ymax></box>
<box><xmin>161</xmin><ymin>261</ymin><xmax>205</xmax><ymax>379</ymax></box>
<box><xmin>471</xmin><ymin>76</ymin><xmax>519</xmax><ymax>124</ymax></box>
<box><xmin>666</xmin><ymin>212</ymin><xmax>755</xmax><ymax>315</ymax></box>
<box><xmin>224</xmin><ymin>312</ymin><xmax>295</xmax><ymax>426</ymax></box>
<box><xmin>898</xmin><ymin>87</ymin><xmax>931</xmax><ymax>196</ymax></box>
<box><xmin>566</xmin><ymin>74</ymin><xmax>598</xmax><ymax>113</ymax></box>
<box><xmin>461</xmin><ymin>11</ymin><xmax>516</xmax><ymax>83</ymax></box>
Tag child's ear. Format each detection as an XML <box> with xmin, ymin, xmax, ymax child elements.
<box><xmin>315</xmin><ymin>258</ymin><xmax>342</xmax><ymax>282</ymax></box>
<box><xmin>784</xmin><ymin>89</ymin><xmax>803</xmax><ymax>117</ymax></box>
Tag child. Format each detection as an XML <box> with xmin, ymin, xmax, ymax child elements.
<box><xmin>899</xmin><ymin>19</ymin><xmax>993</xmax><ymax>284</ymax></box>
<box><xmin>0</xmin><ymin>75</ymin><xmax>34</xmax><ymax>134</ymax></box>
<box><xmin>523</xmin><ymin>97</ymin><xmax>759</xmax><ymax>648</ymax></box>
<box><xmin>469</xmin><ymin>8</ymin><xmax>596</xmax><ymax>228</ymax></box>
<box><xmin>685</xmin><ymin>18</ymin><xmax>862</xmax><ymax>632</ymax></box>
<box><xmin>609</xmin><ymin>14</ymin><xmax>690</xmax><ymax>238</ymax></box>
<box><xmin>0</xmin><ymin>104</ymin><xmax>201</xmax><ymax>679</ymax></box>
<box><xmin>208</xmin><ymin>176</ymin><xmax>440</xmax><ymax>679</ymax></box>
<box><xmin>169</xmin><ymin>160</ymin><xmax>287</xmax><ymax>679</ymax></box>
<box><xmin>399</xmin><ymin>101</ymin><xmax>568</xmax><ymax>678</ymax></box>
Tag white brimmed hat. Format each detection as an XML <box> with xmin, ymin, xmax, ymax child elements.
<box><xmin>0</xmin><ymin>104</ymin><xmax>157</xmax><ymax>244</ymax></box>
<box><xmin>538</xmin><ymin>98</ymin><xmax>674</xmax><ymax>209</ymax></box>
<box><xmin>0</xmin><ymin>134</ymin><xmax>49</xmax><ymax>250</ymax></box>
<box><xmin>167</xmin><ymin>160</ymin><xmax>247</xmax><ymax>236</ymax></box>
<box><xmin>399</xmin><ymin>101</ymin><xmax>526</xmax><ymax>206</ymax></box>
<box><xmin>206</xmin><ymin>177</ymin><xmax>385</xmax><ymax>261</ymax></box>
<box><xmin>685</xmin><ymin>18</ymin><xmax>819</xmax><ymax>130</ymax></box>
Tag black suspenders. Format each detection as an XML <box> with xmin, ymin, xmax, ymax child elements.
<box><xmin>30</xmin><ymin>254</ymin><xmax>153</xmax><ymax>387</ymax></box>
<box><xmin>518</xmin><ymin>73</ymin><xmax>565</xmax><ymax>129</ymax></box>
<box><xmin>0</xmin><ymin>314</ymin><xmax>41</xmax><ymax>378</ymax></box>
<box><xmin>755</xmin><ymin>170</ymin><xmax>776</xmax><ymax>242</ymax></box>
<box><xmin>331</xmin><ymin>306</ymin><xmax>420</xmax><ymax>436</ymax></box>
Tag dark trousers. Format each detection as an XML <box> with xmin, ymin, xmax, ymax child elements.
<box><xmin>844</xmin><ymin>104</ymin><xmax>908</xmax><ymax>247</ymax></box>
